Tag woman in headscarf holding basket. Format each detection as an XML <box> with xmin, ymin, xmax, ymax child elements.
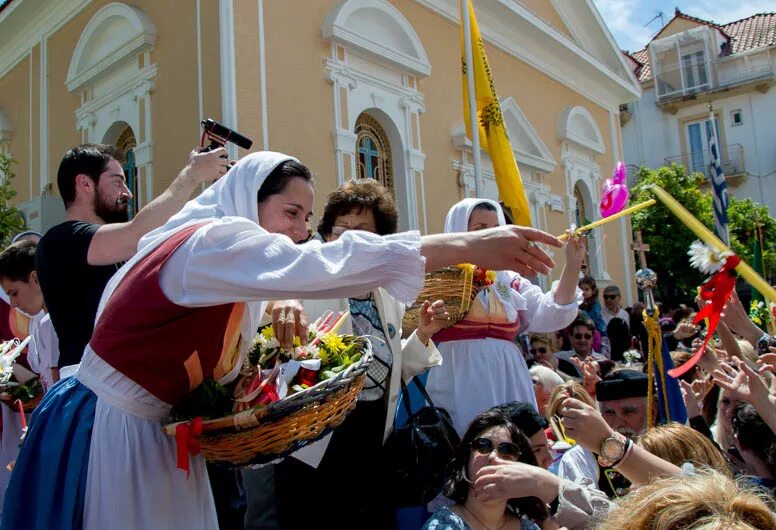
<box><xmin>425</xmin><ymin>198</ymin><xmax>585</xmax><ymax>434</ymax></box>
<box><xmin>1</xmin><ymin>153</ymin><xmax>564</xmax><ymax>530</ymax></box>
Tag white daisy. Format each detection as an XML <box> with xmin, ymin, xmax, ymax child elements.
<box><xmin>687</xmin><ymin>241</ymin><xmax>732</xmax><ymax>275</ymax></box>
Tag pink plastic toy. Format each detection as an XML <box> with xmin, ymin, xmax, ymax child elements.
<box><xmin>600</xmin><ymin>161</ymin><xmax>629</xmax><ymax>218</ymax></box>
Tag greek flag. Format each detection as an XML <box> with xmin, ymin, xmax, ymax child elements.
<box><xmin>707</xmin><ymin>111</ymin><xmax>729</xmax><ymax>245</ymax></box>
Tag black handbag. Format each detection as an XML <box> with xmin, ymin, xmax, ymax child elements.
<box><xmin>384</xmin><ymin>377</ymin><xmax>461</xmax><ymax>506</ymax></box>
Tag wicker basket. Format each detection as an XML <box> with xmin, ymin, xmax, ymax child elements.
<box><xmin>163</xmin><ymin>339</ymin><xmax>372</xmax><ymax>467</ymax></box>
<box><xmin>402</xmin><ymin>266</ymin><xmax>482</xmax><ymax>338</ymax></box>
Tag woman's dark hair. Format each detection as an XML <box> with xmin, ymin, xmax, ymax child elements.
<box><xmin>57</xmin><ymin>144</ymin><xmax>123</xmax><ymax>207</ymax></box>
<box><xmin>472</xmin><ymin>201</ymin><xmax>498</xmax><ymax>213</ymax></box>
<box><xmin>316</xmin><ymin>179</ymin><xmax>398</xmax><ymax>237</ymax></box>
<box><xmin>733</xmin><ymin>402</ymin><xmax>776</xmax><ymax>477</ymax></box>
<box><xmin>257</xmin><ymin>160</ymin><xmax>313</xmax><ymax>204</ymax></box>
<box><xmin>443</xmin><ymin>409</ymin><xmax>548</xmax><ymax>522</ymax></box>
<box><xmin>607</xmin><ymin>317</ymin><xmax>630</xmax><ymax>363</ymax></box>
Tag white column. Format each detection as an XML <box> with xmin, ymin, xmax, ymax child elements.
<box><xmin>219</xmin><ymin>0</ymin><xmax>238</xmax><ymax>160</ymax></box>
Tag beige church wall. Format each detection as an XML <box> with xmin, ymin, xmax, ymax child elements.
<box><xmin>138</xmin><ymin>0</ymin><xmax>203</xmax><ymax>197</ymax></box>
<box><xmin>0</xmin><ymin>56</ymin><xmax>33</xmax><ymax>204</ymax></box>
<box><xmin>234</xmin><ymin>1</ymin><xmax>263</xmax><ymax>155</ymax></box>
<box><xmin>260</xmin><ymin>0</ymin><xmax>337</xmax><ymax>211</ymax></box>
<box><xmin>517</xmin><ymin>0</ymin><xmax>574</xmax><ymax>40</ymax></box>
<box><xmin>199</xmin><ymin>0</ymin><xmax>224</xmax><ymax>145</ymax></box>
<box><xmin>46</xmin><ymin>2</ymin><xmax>97</xmax><ymax>196</ymax></box>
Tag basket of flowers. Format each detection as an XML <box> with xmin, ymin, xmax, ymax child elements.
<box><xmin>0</xmin><ymin>337</ymin><xmax>43</xmax><ymax>413</ymax></box>
<box><xmin>163</xmin><ymin>311</ymin><xmax>371</xmax><ymax>468</ymax></box>
<box><xmin>402</xmin><ymin>263</ymin><xmax>495</xmax><ymax>337</ymax></box>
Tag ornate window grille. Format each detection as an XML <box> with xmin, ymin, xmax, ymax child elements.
<box><xmin>354</xmin><ymin>113</ymin><xmax>393</xmax><ymax>193</ymax></box>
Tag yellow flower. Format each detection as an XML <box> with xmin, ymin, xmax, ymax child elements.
<box><xmin>321</xmin><ymin>333</ymin><xmax>346</xmax><ymax>353</ymax></box>
<box><xmin>485</xmin><ymin>270</ymin><xmax>497</xmax><ymax>283</ymax></box>
<box><xmin>293</xmin><ymin>335</ymin><xmax>301</xmax><ymax>347</ymax></box>
<box><xmin>261</xmin><ymin>327</ymin><xmax>275</xmax><ymax>340</ymax></box>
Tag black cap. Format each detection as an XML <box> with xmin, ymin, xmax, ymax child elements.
<box><xmin>595</xmin><ymin>369</ymin><xmax>649</xmax><ymax>402</ymax></box>
<box><xmin>492</xmin><ymin>401</ymin><xmax>548</xmax><ymax>437</ymax></box>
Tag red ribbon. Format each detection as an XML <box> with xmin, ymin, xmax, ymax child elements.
<box><xmin>669</xmin><ymin>255</ymin><xmax>741</xmax><ymax>378</ymax></box>
<box><xmin>175</xmin><ymin>417</ymin><xmax>203</xmax><ymax>477</ymax></box>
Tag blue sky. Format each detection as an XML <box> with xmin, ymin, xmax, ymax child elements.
<box><xmin>591</xmin><ymin>0</ymin><xmax>775</xmax><ymax>52</ymax></box>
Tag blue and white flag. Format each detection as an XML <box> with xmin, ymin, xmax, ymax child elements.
<box><xmin>707</xmin><ymin>111</ymin><xmax>730</xmax><ymax>245</ymax></box>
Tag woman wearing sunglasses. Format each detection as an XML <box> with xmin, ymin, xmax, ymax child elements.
<box><xmin>424</xmin><ymin>409</ymin><xmax>554</xmax><ymax>530</ymax></box>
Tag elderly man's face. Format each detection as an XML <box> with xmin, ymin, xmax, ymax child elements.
<box><xmin>599</xmin><ymin>396</ymin><xmax>649</xmax><ymax>439</ymax></box>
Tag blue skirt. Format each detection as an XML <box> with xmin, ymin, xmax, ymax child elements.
<box><xmin>1</xmin><ymin>378</ymin><xmax>96</xmax><ymax>530</ymax></box>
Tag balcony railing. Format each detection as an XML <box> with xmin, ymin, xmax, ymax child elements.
<box><xmin>664</xmin><ymin>143</ymin><xmax>745</xmax><ymax>177</ymax></box>
<box><xmin>655</xmin><ymin>51</ymin><xmax>775</xmax><ymax>103</ymax></box>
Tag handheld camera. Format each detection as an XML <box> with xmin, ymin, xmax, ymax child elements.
<box><xmin>200</xmin><ymin>119</ymin><xmax>253</xmax><ymax>152</ymax></box>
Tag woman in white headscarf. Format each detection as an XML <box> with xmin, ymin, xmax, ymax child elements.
<box><xmin>2</xmin><ymin>154</ymin><xmax>564</xmax><ymax>530</ymax></box>
<box><xmin>425</xmin><ymin>198</ymin><xmax>585</xmax><ymax>434</ymax></box>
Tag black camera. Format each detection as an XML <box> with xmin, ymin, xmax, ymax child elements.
<box><xmin>200</xmin><ymin>119</ymin><xmax>253</xmax><ymax>152</ymax></box>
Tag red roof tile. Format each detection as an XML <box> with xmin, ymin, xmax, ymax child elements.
<box><xmin>626</xmin><ymin>11</ymin><xmax>776</xmax><ymax>82</ymax></box>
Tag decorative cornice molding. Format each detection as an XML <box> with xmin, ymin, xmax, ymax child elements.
<box><xmin>323</xmin><ymin>0</ymin><xmax>431</xmax><ymax>77</ymax></box>
<box><xmin>65</xmin><ymin>3</ymin><xmax>157</xmax><ymax>92</ymax></box>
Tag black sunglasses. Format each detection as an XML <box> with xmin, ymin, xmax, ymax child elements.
<box><xmin>574</xmin><ymin>333</ymin><xmax>593</xmax><ymax>340</ymax></box>
<box><xmin>470</xmin><ymin>437</ymin><xmax>521</xmax><ymax>461</ymax></box>
<box><xmin>530</xmin><ymin>347</ymin><xmax>547</xmax><ymax>355</ymax></box>
<box><xmin>603</xmin><ymin>294</ymin><xmax>619</xmax><ymax>300</ymax></box>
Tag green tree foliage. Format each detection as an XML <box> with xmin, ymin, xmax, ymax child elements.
<box><xmin>630</xmin><ymin>164</ymin><xmax>775</xmax><ymax>307</ymax></box>
<box><xmin>0</xmin><ymin>154</ymin><xmax>27</xmax><ymax>246</ymax></box>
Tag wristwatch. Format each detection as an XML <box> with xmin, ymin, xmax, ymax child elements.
<box><xmin>756</xmin><ymin>333</ymin><xmax>776</xmax><ymax>355</ymax></box>
<box><xmin>597</xmin><ymin>432</ymin><xmax>631</xmax><ymax>468</ymax></box>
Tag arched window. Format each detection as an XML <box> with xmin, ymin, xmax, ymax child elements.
<box><xmin>355</xmin><ymin>113</ymin><xmax>393</xmax><ymax>193</ymax></box>
<box><xmin>574</xmin><ymin>184</ymin><xmax>592</xmax><ymax>275</ymax></box>
<box><xmin>115</xmin><ymin>126</ymin><xmax>138</xmax><ymax>218</ymax></box>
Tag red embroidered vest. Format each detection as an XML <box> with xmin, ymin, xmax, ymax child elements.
<box><xmin>90</xmin><ymin>223</ymin><xmax>245</xmax><ymax>405</ymax></box>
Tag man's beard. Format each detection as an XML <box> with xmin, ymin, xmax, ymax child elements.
<box><xmin>94</xmin><ymin>192</ymin><xmax>130</xmax><ymax>224</ymax></box>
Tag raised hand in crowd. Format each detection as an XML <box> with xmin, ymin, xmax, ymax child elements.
<box><xmin>473</xmin><ymin>457</ymin><xmax>561</xmax><ymax>505</ymax></box>
<box><xmin>559</xmin><ymin>398</ymin><xmax>681</xmax><ymax>486</ymax></box>
<box><xmin>757</xmin><ymin>350</ymin><xmax>776</xmax><ymax>375</ymax></box>
<box><xmin>713</xmin><ymin>358</ymin><xmax>776</xmax><ymax>434</ymax></box>
<box><xmin>720</xmin><ymin>291</ymin><xmax>763</xmax><ymax>347</ymax></box>
<box><xmin>570</xmin><ymin>357</ymin><xmax>601</xmax><ymax>399</ymax></box>
<box><xmin>415</xmin><ymin>299</ymin><xmax>450</xmax><ymax>346</ymax></box>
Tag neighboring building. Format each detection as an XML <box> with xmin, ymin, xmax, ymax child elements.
<box><xmin>621</xmin><ymin>8</ymin><xmax>776</xmax><ymax>212</ymax></box>
<box><xmin>0</xmin><ymin>0</ymin><xmax>641</xmax><ymax>299</ymax></box>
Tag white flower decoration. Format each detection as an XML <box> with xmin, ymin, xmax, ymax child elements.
<box><xmin>687</xmin><ymin>241</ymin><xmax>732</xmax><ymax>275</ymax></box>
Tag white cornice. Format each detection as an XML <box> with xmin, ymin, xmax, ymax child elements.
<box><xmin>323</xmin><ymin>0</ymin><xmax>432</xmax><ymax>77</ymax></box>
<box><xmin>0</xmin><ymin>0</ymin><xmax>92</xmax><ymax>79</ymax></box>
<box><xmin>413</xmin><ymin>0</ymin><xmax>641</xmax><ymax>108</ymax></box>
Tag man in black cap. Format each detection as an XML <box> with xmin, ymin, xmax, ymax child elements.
<box><xmin>557</xmin><ymin>369</ymin><xmax>656</xmax><ymax>498</ymax></box>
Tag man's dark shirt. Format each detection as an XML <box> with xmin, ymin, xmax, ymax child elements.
<box><xmin>35</xmin><ymin>221</ymin><xmax>121</xmax><ymax>367</ymax></box>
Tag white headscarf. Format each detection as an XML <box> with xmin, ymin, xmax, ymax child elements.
<box><xmin>443</xmin><ymin>198</ymin><xmax>506</xmax><ymax>234</ymax></box>
<box><xmin>138</xmin><ymin>151</ymin><xmax>295</xmax><ymax>253</ymax></box>
<box><xmin>97</xmin><ymin>151</ymin><xmax>297</xmax><ymax>385</ymax></box>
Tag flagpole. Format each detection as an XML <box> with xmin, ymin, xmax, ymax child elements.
<box><xmin>462</xmin><ymin>0</ymin><xmax>482</xmax><ymax>197</ymax></box>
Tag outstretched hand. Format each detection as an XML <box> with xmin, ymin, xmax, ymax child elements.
<box><xmin>467</xmin><ymin>225</ymin><xmax>560</xmax><ymax>276</ymax></box>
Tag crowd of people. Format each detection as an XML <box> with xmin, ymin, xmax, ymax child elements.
<box><xmin>0</xmin><ymin>144</ymin><xmax>772</xmax><ymax>529</ymax></box>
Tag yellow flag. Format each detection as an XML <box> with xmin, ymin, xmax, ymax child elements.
<box><xmin>460</xmin><ymin>0</ymin><xmax>532</xmax><ymax>227</ymax></box>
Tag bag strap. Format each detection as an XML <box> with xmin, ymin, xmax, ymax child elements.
<box><xmin>399</xmin><ymin>376</ymin><xmax>442</xmax><ymax>417</ymax></box>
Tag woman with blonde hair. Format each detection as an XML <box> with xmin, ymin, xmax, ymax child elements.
<box><xmin>638</xmin><ymin>423</ymin><xmax>731</xmax><ymax>477</ymax></box>
<box><xmin>596</xmin><ymin>469</ymin><xmax>776</xmax><ymax>530</ymax></box>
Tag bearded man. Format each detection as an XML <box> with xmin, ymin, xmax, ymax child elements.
<box><xmin>557</xmin><ymin>369</ymin><xmax>656</xmax><ymax>498</ymax></box>
<box><xmin>35</xmin><ymin>144</ymin><xmax>226</xmax><ymax>371</ymax></box>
